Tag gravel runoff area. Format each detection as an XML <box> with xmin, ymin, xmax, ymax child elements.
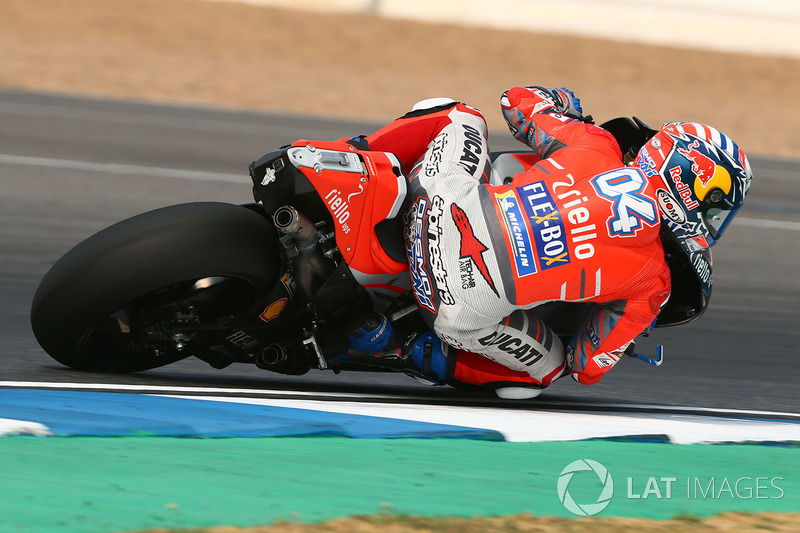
<box><xmin>2</xmin><ymin>1</ymin><xmax>798</xmax><ymax>532</ymax></box>
<box><xmin>130</xmin><ymin>513</ymin><xmax>800</xmax><ymax>533</ymax></box>
<box><xmin>1</xmin><ymin>0</ymin><xmax>799</xmax><ymax>158</ymax></box>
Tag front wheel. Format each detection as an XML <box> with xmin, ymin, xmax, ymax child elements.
<box><xmin>30</xmin><ymin>202</ymin><xmax>282</xmax><ymax>372</ymax></box>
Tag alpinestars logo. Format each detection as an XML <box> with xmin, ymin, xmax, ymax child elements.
<box><xmin>451</xmin><ymin>203</ymin><xmax>499</xmax><ymax>297</ymax></box>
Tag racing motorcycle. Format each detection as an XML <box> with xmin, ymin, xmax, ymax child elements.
<box><xmin>30</xmin><ymin>117</ymin><xmax>689</xmax><ymax>383</ymax></box>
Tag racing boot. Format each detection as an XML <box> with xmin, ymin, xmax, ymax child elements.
<box><xmin>332</xmin><ymin>314</ymin><xmax>559</xmax><ymax>398</ymax></box>
<box><xmin>330</xmin><ymin>314</ymin><xmax>452</xmax><ymax>384</ymax></box>
<box><xmin>401</xmin><ymin>331</ymin><xmax>453</xmax><ymax>385</ymax></box>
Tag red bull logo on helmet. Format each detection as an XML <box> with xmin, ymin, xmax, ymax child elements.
<box><xmin>677</xmin><ymin>140</ymin><xmax>717</xmax><ymax>187</ymax></box>
<box><xmin>672</xmin><ymin>138</ymin><xmax>733</xmax><ymax>204</ymax></box>
<box><xmin>668</xmin><ymin>166</ymin><xmax>700</xmax><ymax>211</ymax></box>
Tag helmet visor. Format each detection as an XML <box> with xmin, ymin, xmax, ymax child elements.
<box><xmin>701</xmin><ymin>188</ymin><xmax>739</xmax><ymax>245</ymax></box>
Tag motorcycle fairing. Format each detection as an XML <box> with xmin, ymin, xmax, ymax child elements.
<box><xmin>288</xmin><ymin>140</ymin><xmax>409</xmax><ymax>276</ymax></box>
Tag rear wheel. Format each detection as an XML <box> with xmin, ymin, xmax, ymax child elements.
<box><xmin>31</xmin><ymin>202</ymin><xmax>282</xmax><ymax>372</ymax></box>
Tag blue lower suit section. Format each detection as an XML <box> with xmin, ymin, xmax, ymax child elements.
<box><xmin>0</xmin><ymin>389</ymin><xmax>502</xmax><ymax>439</ymax></box>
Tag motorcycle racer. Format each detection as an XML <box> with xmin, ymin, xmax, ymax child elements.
<box><xmin>344</xmin><ymin>86</ymin><xmax>752</xmax><ymax>399</ymax></box>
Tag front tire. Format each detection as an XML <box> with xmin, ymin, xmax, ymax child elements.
<box><xmin>31</xmin><ymin>202</ymin><xmax>281</xmax><ymax>372</ymax></box>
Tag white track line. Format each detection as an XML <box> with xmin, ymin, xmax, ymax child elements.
<box><xmin>0</xmin><ymin>154</ymin><xmax>245</xmax><ymax>182</ymax></box>
<box><xmin>0</xmin><ymin>381</ymin><xmax>410</xmax><ymax>401</ymax></box>
<box><xmin>0</xmin><ymin>101</ymin><xmax>279</xmax><ymax>135</ymax></box>
<box><xmin>735</xmin><ymin>217</ymin><xmax>800</xmax><ymax>231</ymax></box>
<box><xmin>2</xmin><ymin>381</ymin><xmax>799</xmax><ymax>420</ymax></box>
<box><xmin>162</xmin><ymin>395</ymin><xmax>800</xmax><ymax>444</ymax></box>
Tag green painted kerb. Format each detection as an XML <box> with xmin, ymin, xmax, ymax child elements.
<box><xmin>0</xmin><ymin>437</ymin><xmax>797</xmax><ymax>533</ymax></box>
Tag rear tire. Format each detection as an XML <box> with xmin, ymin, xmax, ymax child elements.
<box><xmin>30</xmin><ymin>202</ymin><xmax>281</xmax><ymax>372</ymax></box>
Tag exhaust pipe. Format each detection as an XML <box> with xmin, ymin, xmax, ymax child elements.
<box><xmin>273</xmin><ymin>205</ymin><xmax>318</xmax><ymax>253</ymax></box>
<box><xmin>272</xmin><ymin>205</ymin><xmax>335</xmax><ymax>302</ymax></box>
<box><xmin>255</xmin><ymin>343</ymin><xmax>288</xmax><ymax>369</ymax></box>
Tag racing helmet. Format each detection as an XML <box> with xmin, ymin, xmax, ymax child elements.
<box><xmin>633</xmin><ymin>122</ymin><xmax>753</xmax><ymax>326</ymax></box>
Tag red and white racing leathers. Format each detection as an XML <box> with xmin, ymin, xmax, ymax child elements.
<box><xmin>361</xmin><ymin>89</ymin><xmax>671</xmax><ymax>388</ymax></box>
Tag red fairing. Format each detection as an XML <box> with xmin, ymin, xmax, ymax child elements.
<box><xmin>292</xmin><ymin>140</ymin><xmax>407</xmax><ymax>275</ymax></box>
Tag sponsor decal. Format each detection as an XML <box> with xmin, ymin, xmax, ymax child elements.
<box><xmin>477</xmin><ymin>331</ymin><xmax>543</xmax><ymax>366</ymax></box>
<box><xmin>324</xmin><ymin>187</ymin><xmax>360</xmax><ymax>235</ymax></box>
<box><xmin>656</xmin><ymin>189</ymin><xmax>686</xmax><ymax>224</ymax></box>
<box><xmin>555</xmin><ymin>188</ymin><xmax>597</xmax><ymax>260</ymax></box>
<box><xmin>670</xmin><ymin>139</ymin><xmax>733</xmax><ymax>204</ymax></box>
<box><xmin>347</xmin><ymin>184</ymin><xmax>365</xmax><ymax>203</ymax></box>
<box><xmin>692</xmin><ymin>252</ymin><xmax>712</xmax><ymax>285</ymax></box>
<box><xmin>678</xmin><ymin>139</ymin><xmax>717</xmax><ymax>187</ymax></box>
<box><xmin>405</xmin><ymin>197</ymin><xmax>436</xmax><ymax>312</ymax></box>
<box><xmin>494</xmin><ymin>190</ymin><xmax>537</xmax><ymax>277</ymax></box>
<box><xmin>668</xmin><ymin>166</ymin><xmax>700</xmax><ymax>211</ymax></box>
<box><xmin>591</xmin><ymin>168</ymin><xmax>659</xmax><ymax>237</ymax></box>
<box><xmin>692</xmin><ymin>234</ymin><xmax>710</xmax><ymax>249</ymax></box>
<box><xmin>459</xmin><ymin>257</ymin><xmax>475</xmax><ymax>289</ymax></box>
<box><xmin>451</xmin><ymin>203</ymin><xmax>499</xmax><ymax>297</ymax></box>
<box><xmin>438</xmin><ymin>332</ymin><xmax>464</xmax><ymax>350</ymax></box>
<box><xmin>261</xmin><ymin>167</ymin><xmax>276</xmax><ymax>186</ymax></box>
<box><xmin>592</xmin><ymin>352</ymin><xmax>620</xmax><ymax>369</ymax></box>
<box><xmin>458</xmin><ymin>123</ymin><xmax>483</xmax><ymax>175</ymax></box>
<box><xmin>259</xmin><ymin>298</ymin><xmax>287</xmax><ymax>323</ymax></box>
<box><xmin>226</xmin><ymin>331</ymin><xmax>259</xmax><ymax>352</ymax></box>
<box><xmin>566</xmin><ymin>340</ymin><xmax>577</xmax><ymax>368</ymax></box>
<box><xmin>586</xmin><ymin>316</ymin><xmax>601</xmax><ymax>347</ymax></box>
<box><xmin>280</xmin><ymin>268</ymin><xmax>296</xmax><ymax>297</ymax></box>
<box><xmin>427</xmin><ymin>196</ymin><xmax>455</xmax><ymax>305</ymax></box>
<box><xmin>635</xmin><ymin>146</ymin><xmax>658</xmax><ymax>178</ymax></box>
<box><xmin>424</xmin><ymin>134</ymin><xmax>447</xmax><ymax>178</ymax></box>
<box><xmin>518</xmin><ymin>181</ymin><xmax>571</xmax><ymax>270</ymax></box>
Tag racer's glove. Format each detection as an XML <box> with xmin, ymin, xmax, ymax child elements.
<box><xmin>566</xmin><ymin>304</ymin><xmax>628</xmax><ymax>385</ymax></box>
<box><xmin>501</xmin><ymin>86</ymin><xmax>587</xmax><ymax>142</ymax></box>
<box><xmin>544</xmin><ymin>87</ymin><xmax>584</xmax><ymax>118</ymax></box>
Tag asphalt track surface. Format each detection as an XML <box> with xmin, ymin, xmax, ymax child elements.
<box><xmin>1</xmin><ymin>89</ymin><xmax>799</xmax><ymax>415</ymax></box>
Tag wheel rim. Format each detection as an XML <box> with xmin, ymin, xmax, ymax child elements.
<box><xmin>79</xmin><ymin>276</ymin><xmax>257</xmax><ymax>368</ymax></box>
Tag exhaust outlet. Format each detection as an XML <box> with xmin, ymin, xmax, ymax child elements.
<box><xmin>273</xmin><ymin>205</ymin><xmax>318</xmax><ymax>252</ymax></box>
<box><xmin>255</xmin><ymin>343</ymin><xmax>288</xmax><ymax>369</ymax></box>
<box><xmin>272</xmin><ymin>205</ymin><xmax>335</xmax><ymax>302</ymax></box>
